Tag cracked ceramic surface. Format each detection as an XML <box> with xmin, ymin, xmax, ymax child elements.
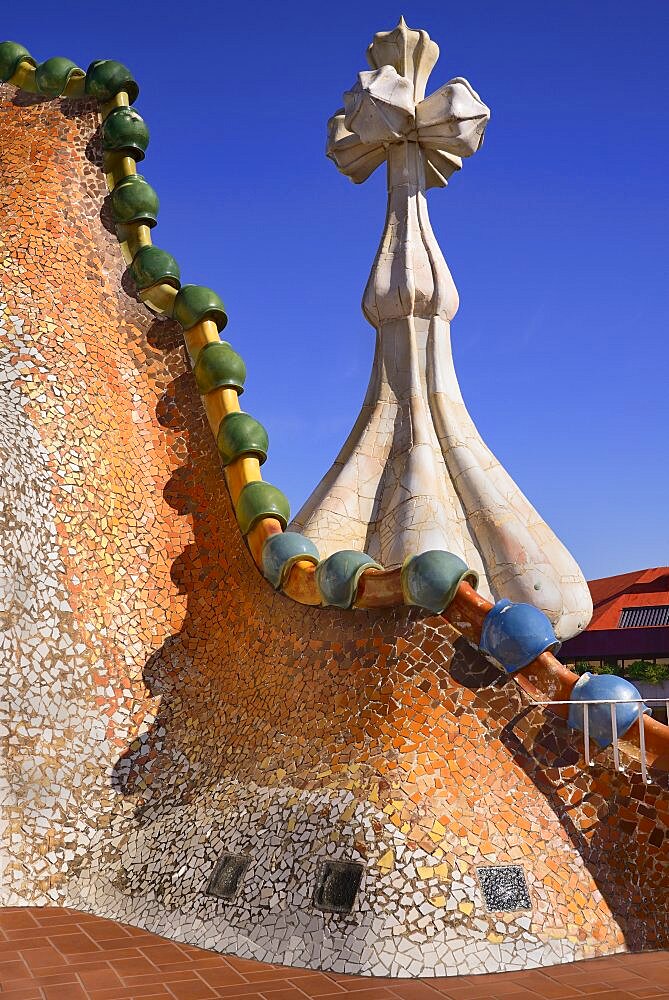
<box><xmin>0</xmin><ymin>33</ymin><xmax>666</xmax><ymax>981</ymax></box>
<box><xmin>291</xmin><ymin>19</ymin><xmax>592</xmax><ymax>641</ymax></box>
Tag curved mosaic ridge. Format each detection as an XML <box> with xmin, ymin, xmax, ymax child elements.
<box><xmin>1</xmin><ymin>42</ymin><xmax>668</xmax><ymax>772</ymax></box>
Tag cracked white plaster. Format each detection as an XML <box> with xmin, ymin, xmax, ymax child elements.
<box><xmin>292</xmin><ymin>19</ymin><xmax>592</xmax><ymax>640</ymax></box>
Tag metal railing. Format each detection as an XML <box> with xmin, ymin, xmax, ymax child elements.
<box><xmin>534</xmin><ymin>698</ymin><xmax>669</xmax><ymax>784</ymax></box>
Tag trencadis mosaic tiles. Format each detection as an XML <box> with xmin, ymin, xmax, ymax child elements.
<box><xmin>1</xmin><ymin>36</ymin><xmax>666</xmax><ymax>773</ymax></box>
<box><xmin>0</xmin><ymin>50</ymin><xmax>667</xmax><ymax>980</ymax></box>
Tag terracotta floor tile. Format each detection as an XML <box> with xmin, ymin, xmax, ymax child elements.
<box><xmin>326</xmin><ymin>976</ymin><xmax>379</xmax><ymax>985</ymax></box>
<box><xmin>227</xmin><ymin>957</ymin><xmax>277</xmax><ymax>973</ymax></box>
<box><xmin>0</xmin><ymin>912</ymin><xmax>40</xmax><ymax>930</ymax></box>
<box><xmin>0</xmin><ymin>938</ymin><xmax>50</xmax><ymax>955</ymax></box>
<box><xmin>245</xmin><ymin>970</ymin><xmax>310</xmax><ymax>983</ymax></box>
<box><xmin>127</xmin><ymin>986</ymin><xmax>172</xmax><ymax>1000</ymax></box>
<box><xmin>43</xmin><ymin>984</ymin><xmax>88</xmax><ymax>1000</ymax></box>
<box><xmin>627</xmin><ymin>956</ymin><xmax>669</xmax><ymax>968</ymax></box>
<box><xmin>52</xmin><ymin>931</ymin><xmax>103</xmax><ymax>956</ymax></box>
<box><xmin>131</xmin><ymin>993</ymin><xmax>178</xmax><ymax>999</ymax></box>
<box><xmin>489</xmin><ymin>988</ymin><xmax>537</xmax><ymax>999</ymax></box>
<box><xmin>178</xmin><ymin>945</ymin><xmax>225</xmax><ymax>959</ymax></box>
<box><xmin>511</xmin><ymin>982</ymin><xmax>581</xmax><ymax>998</ymax></box>
<box><xmin>166</xmin><ymin>977</ymin><xmax>220</xmax><ymax>998</ymax></box>
<box><xmin>28</xmin><ymin>971</ymin><xmax>82</xmax><ymax>988</ymax></box>
<box><xmin>198</xmin><ymin>967</ymin><xmax>250</xmax><ymax>989</ymax></box>
<box><xmin>257</xmin><ymin>991</ymin><xmax>310</xmax><ymax>1000</ymax></box>
<box><xmin>36</xmin><ymin>908</ymin><xmax>78</xmax><ymax>918</ymax></box>
<box><xmin>159</xmin><ymin>962</ymin><xmax>219</xmax><ymax>974</ymax></box>
<box><xmin>259</xmin><ymin>990</ymin><xmax>315</xmax><ymax>1000</ymax></box>
<box><xmin>81</xmin><ymin>920</ymin><xmax>136</xmax><ymax>942</ymax></box>
<box><xmin>8</xmin><ymin>922</ymin><xmax>87</xmax><ymax>940</ymax></box>
<box><xmin>572</xmin><ymin>979</ymin><xmax>628</xmax><ymax>1000</ymax></box>
<box><xmin>104</xmin><ymin>934</ymin><xmax>171</xmax><ymax>951</ymax></box>
<box><xmin>77</xmin><ymin>963</ymin><xmax>125</xmax><ymax>989</ymax></box>
<box><xmin>276</xmin><ymin>968</ymin><xmax>329</xmax><ymax>981</ymax></box>
<box><xmin>109</xmin><ymin>955</ymin><xmax>161</xmax><ymax>977</ymax></box>
<box><xmin>431</xmin><ymin>987</ymin><xmax>493</xmax><ymax>1000</ymax></box>
<box><xmin>0</xmin><ymin>989</ymin><xmax>44</xmax><ymax>1000</ymax></box>
<box><xmin>127</xmin><ymin>972</ymin><xmax>223</xmax><ymax>988</ymax></box>
<box><xmin>2</xmin><ymin>908</ymin><xmax>669</xmax><ymax>1000</ymax></box>
<box><xmin>214</xmin><ymin>984</ymin><xmax>308</xmax><ymax>999</ymax></box>
<box><xmin>489</xmin><ymin>993</ymin><xmax>541</xmax><ymax>1000</ymax></box>
<box><xmin>286</xmin><ymin>975</ymin><xmax>347</xmax><ymax>996</ymax></box>
<box><xmin>0</xmin><ymin>957</ymin><xmax>30</xmax><ymax>981</ymax></box>
<box><xmin>387</xmin><ymin>983</ymin><xmax>442</xmax><ymax>1000</ymax></box>
<box><xmin>88</xmin><ymin>989</ymin><xmax>173</xmax><ymax>1000</ymax></box>
<box><xmin>571</xmin><ymin>993</ymin><xmax>638</xmax><ymax>1000</ymax></box>
<box><xmin>140</xmin><ymin>944</ymin><xmax>197</xmax><ymax>966</ymax></box>
<box><xmin>17</xmin><ymin>945</ymin><xmax>68</xmax><ymax>969</ymax></box>
<box><xmin>457</xmin><ymin>973</ymin><xmax>527</xmax><ymax>991</ymax></box>
<box><xmin>596</xmin><ymin>985</ymin><xmax>657</xmax><ymax>996</ymax></box>
<box><xmin>302</xmin><ymin>990</ymin><xmax>396</xmax><ymax>1000</ymax></box>
<box><xmin>430</xmin><ymin>982</ymin><xmax>480</xmax><ymax>990</ymax></box>
<box><xmin>189</xmin><ymin>956</ymin><xmax>242</xmax><ymax>971</ymax></box>
<box><xmin>65</xmin><ymin>950</ymin><xmax>140</xmax><ymax>967</ymax></box>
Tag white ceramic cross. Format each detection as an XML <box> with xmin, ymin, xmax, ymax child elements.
<box><xmin>293</xmin><ymin>20</ymin><xmax>592</xmax><ymax>641</ymax></box>
<box><xmin>327</xmin><ymin>16</ymin><xmax>489</xmax><ymax>191</ymax></box>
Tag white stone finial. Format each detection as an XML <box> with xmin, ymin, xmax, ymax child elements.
<box><xmin>366</xmin><ymin>16</ymin><xmax>438</xmax><ymax>101</ymax></box>
<box><xmin>293</xmin><ymin>21</ymin><xmax>593</xmax><ymax>640</ymax></box>
<box><xmin>326</xmin><ymin>19</ymin><xmax>489</xmax><ymax>190</ymax></box>
<box><xmin>343</xmin><ymin>66</ymin><xmax>415</xmax><ymax>145</ymax></box>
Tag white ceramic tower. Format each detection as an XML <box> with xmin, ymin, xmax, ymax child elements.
<box><xmin>292</xmin><ymin>19</ymin><xmax>592</xmax><ymax>640</ymax></box>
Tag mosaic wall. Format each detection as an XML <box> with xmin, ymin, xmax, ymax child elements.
<box><xmin>0</xmin><ymin>87</ymin><xmax>667</xmax><ymax>977</ymax></box>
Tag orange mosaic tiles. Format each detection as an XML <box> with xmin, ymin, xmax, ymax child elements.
<box><xmin>0</xmin><ymin>84</ymin><xmax>667</xmax><ymax>978</ymax></box>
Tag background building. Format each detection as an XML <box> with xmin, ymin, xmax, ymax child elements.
<box><xmin>559</xmin><ymin>567</ymin><xmax>669</xmax><ymax>722</ymax></box>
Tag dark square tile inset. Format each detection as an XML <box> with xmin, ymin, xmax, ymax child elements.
<box><xmin>313</xmin><ymin>860</ymin><xmax>364</xmax><ymax>914</ymax></box>
<box><xmin>207</xmin><ymin>853</ymin><xmax>251</xmax><ymax>901</ymax></box>
<box><xmin>477</xmin><ymin>865</ymin><xmax>531</xmax><ymax>912</ymax></box>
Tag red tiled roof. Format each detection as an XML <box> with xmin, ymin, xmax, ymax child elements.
<box><xmin>587</xmin><ymin>567</ymin><xmax>669</xmax><ymax>630</ymax></box>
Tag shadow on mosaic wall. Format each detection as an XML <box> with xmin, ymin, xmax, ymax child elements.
<box><xmin>113</xmin><ymin>571</ymin><xmax>668</xmax><ymax>956</ymax></box>
<box><xmin>1</xmin><ymin>38</ymin><xmax>666</xmax><ymax>976</ymax></box>
<box><xmin>94</xmin><ymin>104</ymin><xmax>666</xmax><ymax>956</ymax></box>
<box><xmin>107</xmin><ymin>321</ymin><xmax>666</xmax><ymax>952</ymax></box>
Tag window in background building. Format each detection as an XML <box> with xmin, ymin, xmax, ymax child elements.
<box><xmin>619</xmin><ymin>605</ymin><xmax>669</xmax><ymax>628</ymax></box>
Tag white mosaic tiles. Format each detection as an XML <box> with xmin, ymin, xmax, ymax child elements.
<box><xmin>1</xmin><ymin>77</ymin><xmax>665</xmax><ymax>983</ymax></box>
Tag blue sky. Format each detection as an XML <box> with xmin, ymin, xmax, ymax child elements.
<box><xmin>5</xmin><ymin>0</ymin><xmax>668</xmax><ymax>579</ymax></box>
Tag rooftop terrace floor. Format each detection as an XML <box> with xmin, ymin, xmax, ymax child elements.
<box><xmin>0</xmin><ymin>908</ymin><xmax>667</xmax><ymax>1000</ymax></box>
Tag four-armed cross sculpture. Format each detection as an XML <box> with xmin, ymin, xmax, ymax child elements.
<box><xmin>292</xmin><ymin>19</ymin><xmax>592</xmax><ymax>640</ymax></box>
